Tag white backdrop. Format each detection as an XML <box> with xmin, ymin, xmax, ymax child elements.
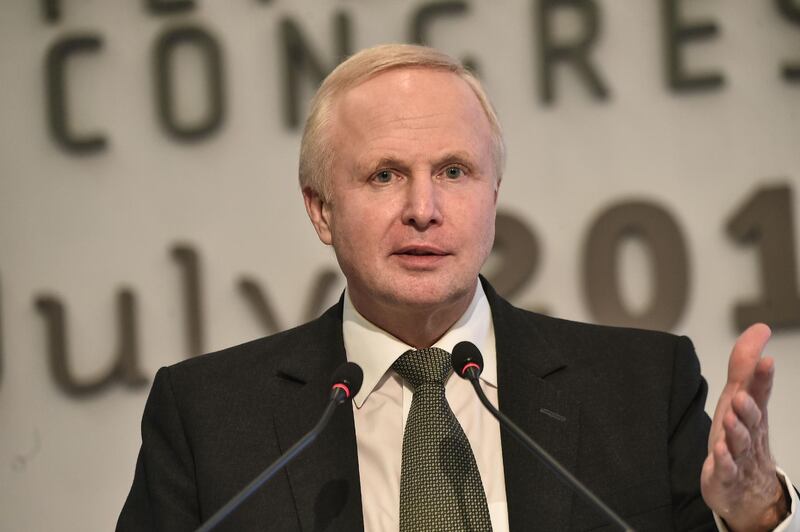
<box><xmin>1</xmin><ymin>0</ymin><xmax>798</xmax><ymax>530</ymax></box>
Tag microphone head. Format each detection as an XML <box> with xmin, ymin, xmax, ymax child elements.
<box><xmin>451</xmin><ymin>341</ymin><xmax>484</xmax><ymax>379</ymax></box>
<box><xmin>330</xmin><ymin>362</ymin><xmax>364</xmax><ymax>400</ymax></box>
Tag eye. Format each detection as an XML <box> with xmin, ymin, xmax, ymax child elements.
<box><xmin>443</xmin><ymin>166</ymin><xmax>465</xmax><ymax>179</ymax></box>
<box><xmin>372</xmin><ymin>170</ymin><xmax>395</xmax><ymax>184</ymax></box>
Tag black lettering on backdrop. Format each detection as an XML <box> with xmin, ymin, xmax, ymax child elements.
<box><xmin>239</xmin><ymin>278</ymin><xmax>284</xmax><ymax>333</ymax></box>
<box><xmin>238</xmin><ymin>268</ymin><xmax>341</xmax><ymax>334</ymax></box>
<box><xmin>777</xmin><ymin>0</ymin><xmax>800</xmax><ymax>24</ymax></box>
<box><xmin>35</xmin><ymin>290</ymin><xmax>148</xmax><ymax>398</ymax></box>
<box><xmin>46</xmin><ymin>35</ymin><xmax>108</xmax><ymax>154</ymax></box>
<box><xmin>484</xmin><ymin>212</ymin><xmax>541</xmax><ymax>300</ymax></box>
<box><xmin>41</xmin><ymin>0</ymin><xmax>60</xmax><ymax>22</ymax></box>
<box><xmin>583</xmin><ymin>200</ymin><xmax>689</xmax><ymax>331</ymax></box>
<box><xmin>154</xmin><ymin>26</ymin><xmax>225</xmax><ymax>141</ymax></box>
<box><xmin>727</xmin><ymin>183</ymin><xmax>800</xmax><ymax>330</ymax></box>
<box><xmin>146</xmin><ymin>0</ymin><xmax>195</xmax><ymax>15</ymax></box>
<box><xmin>410</xmin><ymin>1</ymin><xmax>479</xmax><ymax>73</ymax></box>
<box><xmin>777</xmin><ymin>0</ymin><xmax>800</xmax><ymax>81</ymax></box>
<box><xmin>662</xmin><ymin>0</ymin><xmax>725</xmax><ymax>91</ymax></box>
<box><xmin>172</xmin><ymin>244</ymin><xmax>205</xmax><ymax>357</ymax></box>
<box><xmin>279</xmin><ymin>12</ymin><xmax>353</xmax><ymax>129</ymax></box>
<box><xmin>536</xmin><ymin>0</ymin><xmax>610</xmax><ymax>104</ymax></box>
<box><xmin>301</xmin><ymin>268</ymin><xmax>341</xmax><ymax>321</ymax></box>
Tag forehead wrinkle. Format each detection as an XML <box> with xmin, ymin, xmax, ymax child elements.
<box><xmin>361</xmin><ymin>109</ymin><xmax>452</xmax><ymax>139</ymax></box>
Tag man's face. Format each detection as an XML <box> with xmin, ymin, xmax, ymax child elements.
<box><xmin>304</xmin><ymin>67</ymin><xmax>498</xmax><ymax>319</ymax></box>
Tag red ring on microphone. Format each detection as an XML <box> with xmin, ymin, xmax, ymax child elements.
<box><xmin>332</xmin><ymin>383</ymin><xmax>351</xmax><ymax>398</ymax></box>
<box><xmin>460</xmin><ymin>362</ymin><xmax>481</xmax><ymax>376</ymax></box>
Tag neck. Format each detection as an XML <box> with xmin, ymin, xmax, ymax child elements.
<box><xmin>348</xmin><ymin>285</ymin><xmax>476</xmax><ymax>348</ymax></box>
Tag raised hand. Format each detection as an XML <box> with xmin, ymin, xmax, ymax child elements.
<box><xmin>701</xmin><ymin>323</ymin><xmax>789</xmax><ymax>531</ymax></box>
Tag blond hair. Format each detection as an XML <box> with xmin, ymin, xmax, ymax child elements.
<box><xmin>299</xmin><ymin>44</ymin><xmax>506</xmax><ymax>200</ymax></box>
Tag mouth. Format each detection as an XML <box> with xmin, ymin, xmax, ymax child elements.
<box><xmin>391</xmin><ymin>246</ymin><xmax>451</xmax><ymax>270</ymax></box>
<box><xmin>393</xmin><ymin>245</ymin><xmax>449</xmax><ymax>257</ymax></box>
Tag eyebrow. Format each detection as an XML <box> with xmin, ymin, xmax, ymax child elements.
<box><xmin>361</xmin><ymin>157</ymin><xmax>411</xmax><ymax>175</ymax></box>
<box><xmin>359</xmin><ymin>151</ymin><xmax>478</xmax><ymax>175</ymax></box>
<box><xmin>431</xmin><ymin>151</ymin><xmax>477</xmax><ymax>170</ymax></box>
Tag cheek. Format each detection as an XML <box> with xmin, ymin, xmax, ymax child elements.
<box><xmin>330</xmin><ymin>210</ymin><xmax>382</xmax><ymax>265</ymax></box>
<box><xmin>473</xmin><ymin>206</ymin><xmax>497</xmax><ymax>266</ymax></box>
<box><xmin>480</xmin><ymin>217</ymin><xmax>496</xmax><ymax>259</ymax></box>
<box><xmin>474</xmin><ymin>196</ymin><xmax>497</xmax><ymax>241</ymax></box>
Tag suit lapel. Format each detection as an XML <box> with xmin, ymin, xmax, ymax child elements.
<box><xmin>271</xmin><ymin>302</ymin><xmax>364</xmax><ymax>531</ymax></box>
<box><xmin>485</xmin><ymin>281</ymin><xmax>581</xmax><ymax>530</ymax></box>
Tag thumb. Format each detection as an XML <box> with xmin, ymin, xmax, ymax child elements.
<box><xmin>726</xmin><ymin>323</ymin><xmax>771</xmax><ymax>386</ymax></box>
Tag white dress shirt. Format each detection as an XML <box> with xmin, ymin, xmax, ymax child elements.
<box><xmin>344</xmin><ymin>281</ymin><xmax>509</xmax><ymax>531</ymax></box>
<box><xmin>342</xmin><ymin>281</ymin><xmax>798</xmax><ymax>532</ymax></box>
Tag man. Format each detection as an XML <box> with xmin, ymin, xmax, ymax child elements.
<box><xmin>118</xmin><ymin>44</ymin><xmax>797</xmax><ymax>531</ymax></box>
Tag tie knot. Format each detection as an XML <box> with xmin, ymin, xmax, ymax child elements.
<box><xmin>392</xmin><ymin>347</ymin><xmax>452</xmax><ymax>388</ymax></box>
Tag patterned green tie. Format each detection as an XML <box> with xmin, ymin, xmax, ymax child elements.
<box><xmin>392</xmin><ymin>347</ymin><xmax>492</xmax><ymax>531</ymax></box>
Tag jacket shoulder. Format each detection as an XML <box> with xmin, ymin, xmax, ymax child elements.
<box><xmin>499</xmin><ymin>292</ymin><xmax>696</xmax><ymax>368</ymax></box>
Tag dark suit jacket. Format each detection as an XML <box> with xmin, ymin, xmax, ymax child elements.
<box><xmin>118</xmin><ymin>280</ymin><xmax>716</xmax><ymax>531</ymax></box>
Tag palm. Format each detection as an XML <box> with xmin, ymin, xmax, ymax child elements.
<box><xmin>700</xmin><ymin>324</ymin><xmax>785</xmax><ymax>531</ymax></box>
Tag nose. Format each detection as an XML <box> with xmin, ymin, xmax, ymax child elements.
<box><xmin>401</xmin><ymin>177</ymin><xmax>442</xmax><ymax>230</ymax></box>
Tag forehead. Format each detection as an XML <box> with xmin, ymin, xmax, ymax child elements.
<box><xmin>328</xmin><ymin>68</ymin><xmax>494</xmax><ymax>168</ymax></box>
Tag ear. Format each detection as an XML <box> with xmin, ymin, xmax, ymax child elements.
<box><xmin>302</xmin><ymin>187</ymin><xmax>333</xmax><ymax>245</ymax></box>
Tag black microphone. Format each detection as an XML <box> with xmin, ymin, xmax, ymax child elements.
<box><xmin>195</xmin><ymin>362</ymin><xmax>363</xmax><ymax>532</ymax></box>
<box><xmin>451</xmin><ymin>342</ymin><xmax>635</xmax><ymax>532</ymax></box>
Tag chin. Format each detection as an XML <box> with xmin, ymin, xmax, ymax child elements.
<box><xmin>385</xmin><ymin>276</ymin><xmax>473</xmax><ymax>310</ymax></box>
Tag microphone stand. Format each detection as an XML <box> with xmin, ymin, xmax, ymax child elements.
<box><xmin>465</xmin><ymin>374</ymin><xmax>635</xmax><ymax>532</ymax></box>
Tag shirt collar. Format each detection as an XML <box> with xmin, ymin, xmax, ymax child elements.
<box><xmin>342</xmin><ymin>279</ymin><xmax>497</xmax><ymax>408</ymax></box>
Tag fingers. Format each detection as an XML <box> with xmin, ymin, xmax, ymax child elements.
<box><xmin>749</xmin><ymin>356</ymin><xmax>775</xmax><ymax>412</ymax></box>
<box><xmin>732</xmin><ymin>391</ymin><xmax>762</xmax><ymax>430</ymax></box>
<box><xmin>726</xmin><ymin>323</ymin><xmax>772</xmax><ymax>385</ymax></box>
<box><xmin>711</xmin><ymin>437</ymin><xmax>738</xmax><ymax>485</ymax></box>
<box><xmin>721</xmin><ymin>387</ymin><xmax>775</xmax><ymax>463</ymax></box>
<box><xmin>724</xmin><ymin>409</ymin><xmax>752</xmax><ymax>457</ymax></box>
<box><xmin>707</xmin><ymin>322</ymin><xmax>775</xmax><ymax>480</ymax></box>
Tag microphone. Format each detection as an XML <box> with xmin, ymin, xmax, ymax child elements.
<box><xmin>451</xmin><ymin>342</ymin><xmax>634</xmax><ymax>532</ymax></box>
<box><xmin>195</xmin><ymin>362</ymin><xmax>363</xmax><ymax>532</ymax></box>
<box><xmin>329</xmin><ymin>362</ymin><xmax>364</xmax><ymax>404</ymax></box>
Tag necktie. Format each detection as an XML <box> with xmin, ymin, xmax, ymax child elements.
<box><xmin>392</xmin><ymin>347</ymin><xmax>492</xmax><ymax>531</ymax></box>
